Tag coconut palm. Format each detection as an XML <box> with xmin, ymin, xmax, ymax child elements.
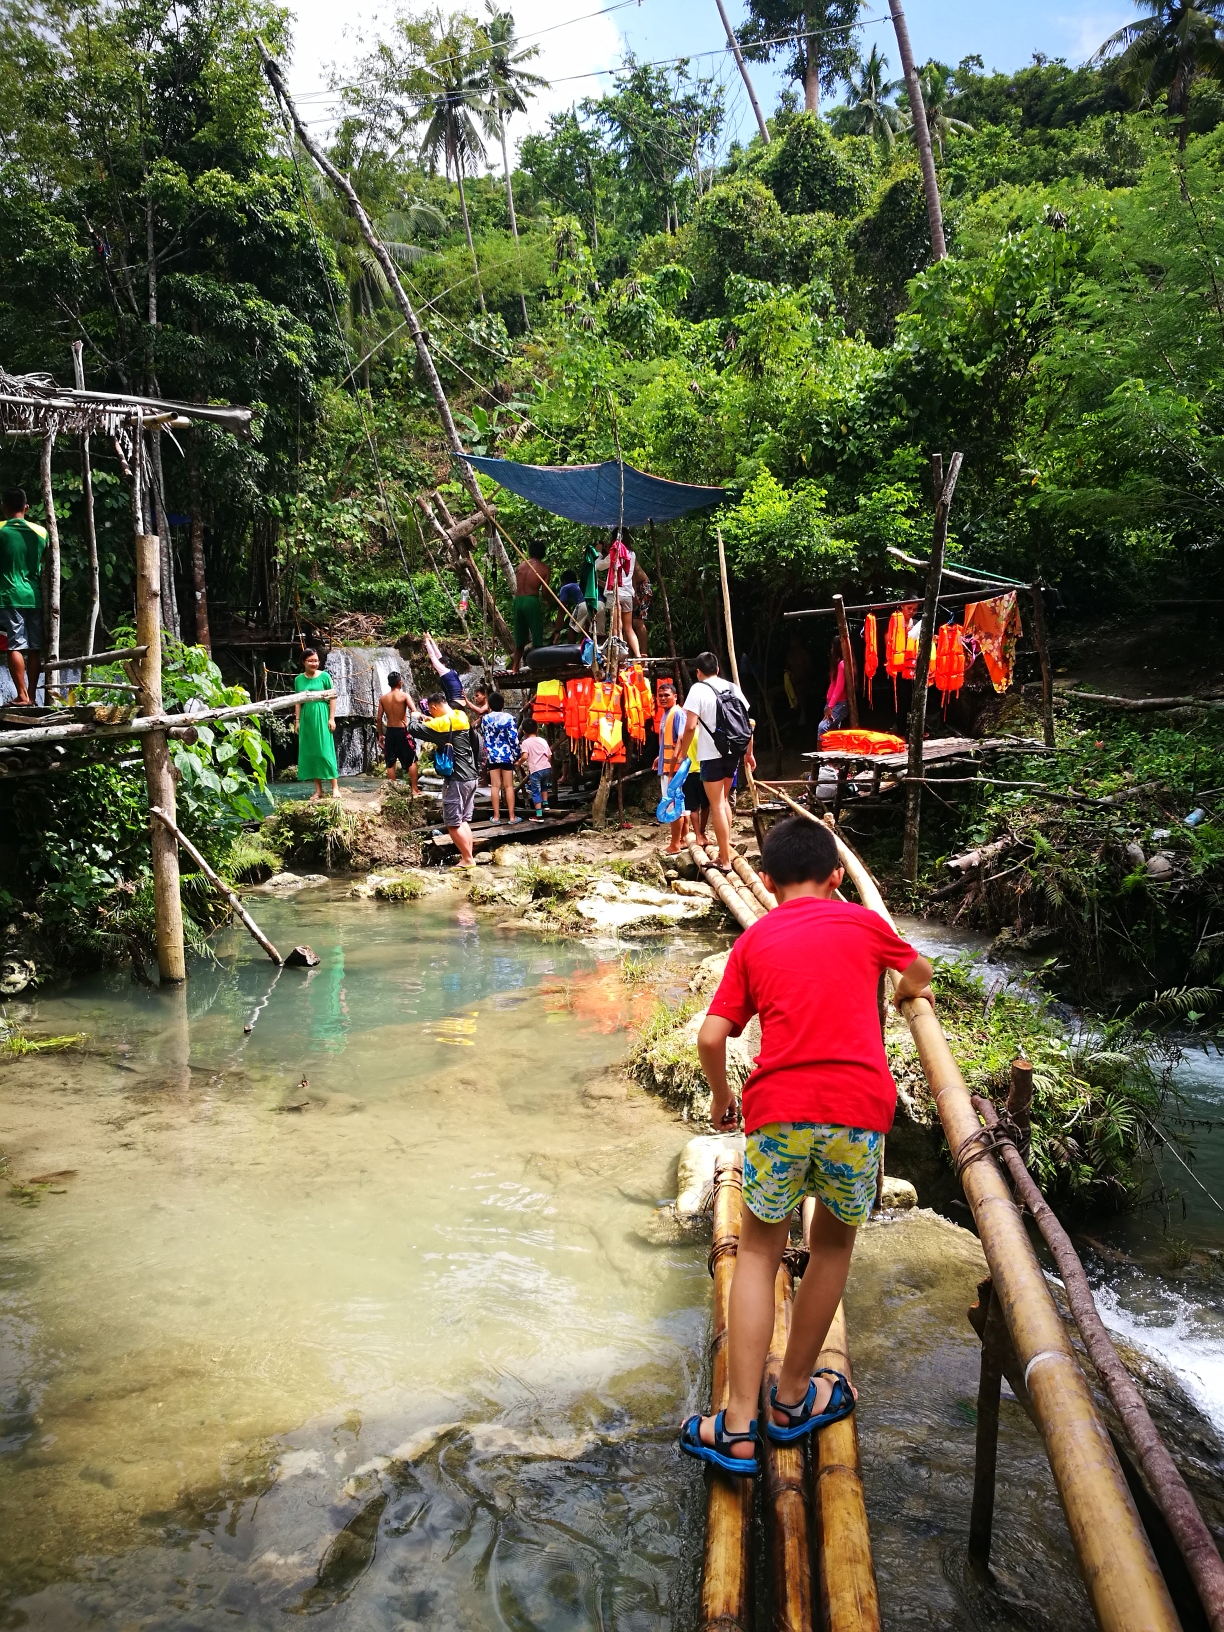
<box><xmin>914</xmin><ymin>62</ymin><xmax>973</xmax><ymax>159</ymax></box>
<box><xmin>416</xmin><ymin>17</ymin><xmax>490</xmax><ymax>312</ymax></box>
<box><xmin>482</xmin><ymin>6</ymin><xmax>545</xmax><ymax>330</ymax></box>
<box><xmin>842</xmin><ymin>44</ymin><xmax>907</xmax><ymax>147</ymax></box>
<box><xmin>1094</xmin><ymin>0</ymin><xmax>1224</xmax><ymax>149</ymax></box>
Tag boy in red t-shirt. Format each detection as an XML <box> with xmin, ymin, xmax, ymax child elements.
<box><xmin>680</xmin><ymin>816</ymin><xmax>933</xmax><ymax>1476</ymax></box>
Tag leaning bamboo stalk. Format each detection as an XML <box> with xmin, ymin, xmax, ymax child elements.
<box><xmin>687</xmin><ymin>836</ymin><xmax>759</xmax><ymax>931</ymax></box>
<box><xmin>0</xmin><ymin>688</ymin><xmax>333</xmax><ymax>749</ymax></box>
<box><xmin>715</xmin><ymin>526</ymin><xmax>760</xmax><ymax>812</ymax></box>
<box><xmin>973</xmin><ymin>1096</ymin><xmax>1224</xmax><ymax>1630</ymax></box>
<box><xmin>813</xmin><ymin>1303</ymin><xmax>881</xmax><ymax>1632</ymax></box>
<box><xmin>149</xmin><ymin>806</ymin><xmax>282</xmax><ymax>965</ymax></box>
<box><xmin>40</xmin><ymin>431</ymin><xmax>61</xmax><ymax>668</ymax></box>
<box><xmin>700</xmin><ymin>1152</ymin><xmax>752</xmax><ymax>1632</ymax></box>
<box><xmin>760</xmin><ymin>1262</ymin><xmax>814</xmax><ymax>1632</ymax></box>
<box><xmin>42</xmin><ymin>644</ymin><xmax>149</xmax><ymax>672</ymax></box>
<box><xmin>832</xmin><ymin>838</ymin><xmax>1181</xmax><ymax>1632</ymax></box>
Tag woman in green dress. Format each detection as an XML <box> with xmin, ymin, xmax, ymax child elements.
<box><xmin>293</xmin><ymin>649</ymin><xmax>339</xmax><ymax>799</ymax></box>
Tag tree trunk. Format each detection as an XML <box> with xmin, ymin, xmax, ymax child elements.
<box><xmin>714</xmin><ymin>0</ymin><xmax>770</xmax><ymax>142</ymax></box>
<box><xmin>148</xmin><ymin>429</ymin><xmax>179</xmax><ymax>639</ymax></box>
<box><xmin>902</xmin><ymin>452</ymin><xmax>962</xmax><ymax>882</ymax></box>
<box><xmin>887</xmin><ymin>0</ymin><xmax>947</xmax><ymax>260</ymax></box>
<box><xmin>500</xmin><ymin>116</ymin><xmax>530</xmax><ymax>332</ymax></box>
<box><xmin>803</xmin><ymin>14</ymin><xmax>820</xmax><ymax>112</ymax></box>
<box><xmin>136</xmin><ymin>515</ymin><xmax>186</xmax><ymax>985</ymax></box>
<box><xmin>40</xmin><ymin>432</ymin><xmax>60</xmax><ymax>669</ymax></box>
<box><xmin>186</xmin><ymin>432</ymin><xmax>211</xmax><ymax>652</ymax></box>
<box><xmin>455</xmin><ymin>156</ymin><xmax>486</xmax><ymax>314</ymax></box>
<box><xmin>71</xmin><ymin>342</ymin><xmax>102</xmax><ymax>655</ymax></box>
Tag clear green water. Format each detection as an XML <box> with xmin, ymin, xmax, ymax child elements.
<box><xmin>0</xmin><ymin>889</ymin><xmax>1118</xmax><ymax>1629</ymax></box>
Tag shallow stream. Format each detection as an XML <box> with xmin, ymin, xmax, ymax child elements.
<box><xmin>0</xmin><ymin>889</ymin><xmax>1213</xmax><ymax>1629</ymax></box>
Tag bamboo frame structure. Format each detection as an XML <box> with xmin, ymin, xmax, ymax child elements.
<box><xmin>685</xmin><ymin>835</ymin><xmax>759</xmax><ymax>930</ymax></box>
<box><xmin>760</xmin><ymin>1262</ymin><xmax>813</xmax><ymax>1632</ymax></box>
<box><xmin>813</xmin><ymin>1304</ymin><xmax>881</xmax><ymax>1632</ymax></box>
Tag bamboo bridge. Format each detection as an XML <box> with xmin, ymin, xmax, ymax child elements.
<box><xmin>687</xmin><ymin>832</ymin><xmax>1224</xmax><ymax>1632</ymax></box>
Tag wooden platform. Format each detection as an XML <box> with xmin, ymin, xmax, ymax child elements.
<box><xmin>422</xmin><ymin>806</ymin><xmax>591</xmax><ymax>862</ymax></box>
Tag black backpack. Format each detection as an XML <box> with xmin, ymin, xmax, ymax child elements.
<box><xmin>711</xmin><ymin>683</ymin><xmax>753</xmax><ymax>757</ymax></box>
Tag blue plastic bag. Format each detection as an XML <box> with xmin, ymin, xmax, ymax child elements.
<box><xmin>656</xmin><ymin>763</ymin><xmax>689</xmax><ymax>824</ymax></box>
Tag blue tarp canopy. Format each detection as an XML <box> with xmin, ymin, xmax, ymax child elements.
<box><xmin>454</xmin><ymin>454</ymin><xmax>724</xmax><ymax>527</ymax></box>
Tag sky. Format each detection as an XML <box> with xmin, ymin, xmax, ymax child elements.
<box><xmin>286</xmin><ymin>0</ymin><xmax>1139</xmax><ymax>158</ymax></box>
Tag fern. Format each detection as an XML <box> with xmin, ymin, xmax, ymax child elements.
<box><xmin>1131</xmin><ymin>985</ymin><xmax>1224</xmax><ymax>1027</ymax></box>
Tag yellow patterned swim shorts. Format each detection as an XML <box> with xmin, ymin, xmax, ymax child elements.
<box><xmin>743</xmin><ymin>1123</ymin><xmax>883</xmax><ymax>1227</ymax></box>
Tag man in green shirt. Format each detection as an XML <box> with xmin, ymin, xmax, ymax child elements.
<box><xmin>0</xmin><ymin>487</ymin><xmax>46</xmax><ymax>705</ymax></box>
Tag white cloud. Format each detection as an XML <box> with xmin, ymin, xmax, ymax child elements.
<box><xmin>283</xmin><ymin>0</ymin><xmax>627</xmax><ymax>159</ymax></box>
<box><xmin>1053</xmin><ymin>6</ymin><xmax>1135</xmax><ymax>66</ymax></box>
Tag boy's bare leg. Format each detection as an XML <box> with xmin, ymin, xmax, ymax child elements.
<box><xmin>776</xmin><ymin>1197</ymin><xmax>857</xmax><ymax>1415</ymax></box>
<box><xmin>490</xmin><ymin>772</ymin><xmax>502</xmax><ymax>823</ymax></box>
<box><xmin>409</xmin><ymin>763</ymin><xmax>419</xmax><ymax>796</ymax></box>
<box><xmin>695</xmin><ymin>1209</ymin><xmax>790</xmax><ymax>1458</ymax></box>
<box><xmin>506</xmin><ymin>775</ymin><xmax>515</xmax><ymax>823</ymax></box>
<box><xmin>707</xmin><ymin>777</ymin><xmax>733</xmax><ymax>865</ymax></box>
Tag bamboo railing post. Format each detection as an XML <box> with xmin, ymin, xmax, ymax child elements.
<box><xmin>148</xmin><ymin>806</ymin><xmax>281</xmax><ymax>964</ymax></box>
<box><xmin>700</xmin><ymin>1151</ymin><xmax>753</xmax><ymax>1632</ymax></box>
<box><xmin>761</xmin><ymin>1261</ymin><xmax>813</xmax><ymax>1632</ymax></box>
<box><xmin>716</xmin><ymin>525</ymin><xmax>761</xmax><ymax>815</ymax></box>
<box><xmin>830</xmin><ymin>838</ymin><xmax>1182</xmax><ymax>1632</ymax></box>
<box><xmin>71</xmin><ymin>342</ymin><xmax>101</xmax><ymax>656</ymax></box>
<box><xmin>651</xmin><ymin>520</ymin><xmax>690</xmax><ymax>693</ymax></box>
<box><xmin>136</xmin><ymin>526</ymin><xmax>186</xmax><ymax>984</ymax></box>
<box><xmin>39</xmin><ymin>430</ymin><xmax>60</xmax><ymax>674</ymax></box>
<box><xmin>1007</xmin><ymin>1058</ymin><xmax>1034</xmax><ymax>1160</ymax></box>
<box><xmin>967</xmin><ymin>1281</ymin><xmax>1007</xmax><ymax>1570</ymax></box>
<box><xmin>833</xmin><ymin>594</ymin><xmax>860</xmax><ymax>728</ymax></box>
<box><xmin>1029</xmin><ymin>583</ymin><xmax>1056</xmax><ymax>749</ymax></box>
<box><xmin>813</xmin><ymin>1302</ymin><xmax>881</xmax><ymax>1631</ymax></box>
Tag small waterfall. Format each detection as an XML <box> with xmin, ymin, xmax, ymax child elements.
<box><xmin>325</xmin><ymin>647</ymin><xmax>416</xmax><ymax>776</ymax></box>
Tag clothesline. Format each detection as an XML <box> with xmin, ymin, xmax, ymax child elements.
<box><xmin>784</xmin><ymin>587</ymin><xmax>1009</xmax><ymax>620</ymax></box>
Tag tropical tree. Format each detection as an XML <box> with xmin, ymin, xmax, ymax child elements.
<box><xmin>1094</xmin><ymin>0</ymin><xmax>1224</xmax><ymax>148</ymax></box>
<box><xmin>481</xmin><ymin>6</ymin><xmax>545</xmax><ymax>329</ymax></box>
<box><xmin>907</xmin><ymin>61</ymin><xmax>974</xmax><ymax>158</ymax></box>
<box><xmin>413</xmin><ymin>11</ymin><xmax>490</xmax><ymax>311</ymax></box>
<box><xmin>840</xmin><ymin>44</ymin><xmax>907</xmax><ymax>146</ymax></box>
<box><xmin>738</xmin><ymin>0</ymin><xmax>865</xmax><ymax>114</ymax></box>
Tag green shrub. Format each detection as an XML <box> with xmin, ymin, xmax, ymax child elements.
<box><xmin>267</xmin><ymin>802</ymin><xmax>359</xmax><ymax>869</ymax></box>
<box><xmin>517</xmin><ymin>861</ymin><xmax>589</xmax><ymax>901</ymax></box>
<box><xmin>373</xmin><ymin>876</ymin><xmax>424</xmax><ymax>902</ymax></box>
<box><xmin>222</xmin><ymin>832</ymin><xmax>283</xmax><ymax>884</ymax></box>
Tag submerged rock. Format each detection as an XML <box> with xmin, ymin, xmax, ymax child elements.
<box><xmin>256</xmin><ymin>871</ymin><xmax>329</xmax><ymax>893</ymax></box>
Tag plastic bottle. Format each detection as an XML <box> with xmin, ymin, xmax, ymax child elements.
<box><xmin>1185</xmin><ymin>807</ymin><xmax>1207</xmax><ymax>827</ymax></box>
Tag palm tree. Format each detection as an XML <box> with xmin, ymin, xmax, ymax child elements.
<box><xmin>417</xmin><ymin>18</ymin><xmax>490</xmax><ymax>312</ymax></box>
<box><xmin>1095</xmin><ymin>0</ymin><xmax>1224</xmax><ymax>149</ymax></box>
<box><xmin>913</xmin><ymin>62</ymin><xmax>973</xmax><ymax>159</ymax></box>
<box><xmin>482</xmin><ymin>6</ymin><xmax>545</xmax><ymax>331</ymax></box>
<box><xmin>842</xmin><ymin>43</ymin><xmax>907</xmax><ymax>146</ymax></box>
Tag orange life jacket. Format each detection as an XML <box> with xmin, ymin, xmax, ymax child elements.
<box><xmin>821</xmin><ymin>728</ymin><xmax>906</xmax><ymax>756</ymax></box>
<box><xmin>585</xmin><ymin>680</ymin><xmax>621</xmax><ymax>741</ymax></box>
<box><xmin>532</xmin><ymin>678</ymin><xmax>565</xmax><ymax>724</ymax></box>
<box><xmin>592</xmin><ymin>712</ymin><xmax>626</xmax><ymax>763</ymax></box>
<box><xmin>565</xmin><ymin>676</ymin><xmax>594</xmax><ymax>741</ymax></box>
<box><xmin>863</xmin><ymin>614</ymin><xmax>878</xmax><ymax>707</ymax></box>
<box><xmin>621</xmin><ymin>665</ymin><xmax>652</xmax><ymax>743</ymax></box>
<box><xmin>934</xmin><ymin>623</ymin><xmax>966</xmax><ymax>709</ymax></box>
<box><xmin>885</xmin><ymin>610</ymin><xmax>908</xmax><ymax>707</ymax></box>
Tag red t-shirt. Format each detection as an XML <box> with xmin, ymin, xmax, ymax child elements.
<box><xmin>706</xmin><ymin>896</ymin><xmax>919</xmax><ymax>1135</ymax></box>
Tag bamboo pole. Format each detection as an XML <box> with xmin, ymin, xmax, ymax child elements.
<box><xmin>71</xmin><ymin>342</ymin><xmax>101</xmax><ymax>655</ymax></box>
<box><xmin>699</xmin><ymin>1151</ymin><xmax>753</xmax><ymax>1632</ymax></box>
<box><xmin>902</xmin><ymin>452</ymin><xmax>962</xmax><ymax>882</ymax></box>
<box><xmin>42</xmin><ymin>644</ymin><xmax>149</xmax><ymax>672</ymax></box>
<box><xmin>813</xmin><ymin>1303</ymin><xmax>881</xmax><ymax>1632</ymax></box>
<box><xmin>974</xmin><ymin>1095</ymin><xmax>1224</xmax><ymax>1630</ymax></box>
<box><xmin>715</xmin><ymin>526</ymin><xmax>759</xmax><ymax>811</ymax></box>
<box><xmin>39</xmin><ymin>431</ymin><xmax>60</xmax><ymax>672</ymax></box>
<box><xmin>651</xmin><ymin>521</ymin><xmax>690</xmax><ymax>693</ymax></box>
<box><xmin>833</xmin><ymin>594</ymin><xmax>860</xmax><ymax>728</ymax></box>
<box><xmin>686</xmin><ymin>835</ymin><xmax>759</xmax><ymax>930</ymax></box>
<box><xmin>1029</xmin><ymin>583</ymin><xmax>1056</xmax><ymax>749</ymax></box>
<box><xmin>149</xmin><ymin>806</ymin><xmax>282</xmax><ymax>964</ymax></box>
<box><xmin>760</xmin><ymin>1262</ymin><xmax>813</xmax><ymax>1632</ymax></box>
<box><xmin>967</xmin><ymin>1279</ymin><xmax>1007</xmax><ymax>1568</ymax></box>
<box><xmin>136</xmin><ymin>526</ymin><xmax>186</xmax><ymax>985</ymax></box>
<box><xmin>830</xmin><ymin>838</ymin><xmax>1182</xmax><ymax>1632</ymax></box>
<box><xmin>0</xmin><ymin>688</ymin><xmax>332</xmax><ymax>749</ymax></box>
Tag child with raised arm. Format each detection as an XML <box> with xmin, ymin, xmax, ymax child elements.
<box><xmin>679</xmin><ymin>816</ymin><xmax>933</xmax><ymax>1477</ymax></box>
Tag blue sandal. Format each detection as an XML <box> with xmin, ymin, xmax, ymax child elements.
<box><xmin>678</xmin><ymin>1410</ymin><xmax>761</xmax><ymax>1477</ymax></box>
<box><xmin>766</xmin><ymin>1369</ymin><xmax>855</xmax><ymax>1443</ymax></box>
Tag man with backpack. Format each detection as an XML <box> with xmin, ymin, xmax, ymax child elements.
<box><xmin>677</xmin><ymin>651</ymin><xmax>755</xmax><ymax>873</ymax></box>
<box><xmin>405</xmin><ymin>690</ymin><xmax>484</xmax><ymax>866</ymax></box>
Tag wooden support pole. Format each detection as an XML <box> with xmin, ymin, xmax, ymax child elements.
<box><xmin>902</xmin><ymin>452</ymin><xmax>962</xmax><ymax>883</ymax></box>
<box><xmin>699</xmin><ymin>1152</ymin><xmax>752</xmax><ymax>1632</ymax></box>
<box><xmin>650</xmin><ymin>520</ymin><xmax>690</xmax><ymax>693</ymax></box>
<box><xmin>42</xmin><ymin>644</ymin><xmax>149</xmax><ymax>672</ymax></box>
<box><xmin>71</xmin><ymin>342</ymin><xmax>101</xmax><ymax>655</ymax></box>
<box><xmin>812</xmin><ymin>1299</ymin><xmax>881</xmax><ymax>1632</ymax></box>
<box><xmin>136</xmin><ymin>527</ymin><xmax>186</xmax><ymax>985</ymax></box>
<box><xmin>1007</xmin><ymin>1058</ymin><xmax>1034</xmax><ymax>1161</ymax></box>
<box><xmin>829</xmin><ymin>837</ymin><xmax>1181</xmax><ymax>1632</ymax></box>
<box><xmin>187</xmin><ymin>432</ymin><xmax>211</xmax><ymax>653</ymax></box>
<box><xmin>967</xmin><ymin>1280</ymin><xmax>1007</xmax><ymax>1570</ymax></box>
<box><xmin>0</xmin><ymin>687</ymin><xmax>332</xmax><ymax>749</ymax></box>
<box><xmin>833</xmin><ymin>593</ymin><xmax>860</xmax><ymax>728</ymax></box>
<box><xmin>148</xmin><ymin>805</ymin><xmax>281</xmax><ymax>964</ymax></box>
<box><xmin>1029</xmin><ymin>582</ymin><xmax>1056</xmax><ymax>749</ymax></box>
<box><xmin>761</xmin><ymin>1262</ymin><xmax>813</xmax><ymax>1632</ymax></box>
<box><xmin>716</xmin><ymin>526</ymin><xmax>759</xmax><ymax>811</ymax></box>
<box><xmin>699</xmin><ymin>838</ymin><xmax>772</xmax><ymax>918</ymax></box>
<box><xmin>39</xmin><ymin>431</ymin><xmax>60</xmax><ymax>671</ymax></box>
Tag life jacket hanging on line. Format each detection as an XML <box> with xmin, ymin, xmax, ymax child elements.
<box><xmin>934</xmin><ymin>623</ymin><xmax>966</xmax><ymax>712</ymax></box>
<box><xmin>862</xmin><ymin>614</ymin><xmax>878</xmax><ymax>707</ymax></box>
<box><xmin>885</xmin><ymin>610</ymin><xmax>909</xmax><ymax>710</ymax></box>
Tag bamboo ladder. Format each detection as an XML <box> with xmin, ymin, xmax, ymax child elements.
<box><xmin>695</xmin><ymin>843</ymin><xmax>880</xmax><ymax>1632</ymax></box>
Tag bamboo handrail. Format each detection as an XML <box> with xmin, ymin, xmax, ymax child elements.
<box><xmin>699</xmin><ymin>1152</ymin><xmax>753</xmax><ymax>1632</ymax></box>
<box><xmin>831</xmin><ymin>837</ymin><xmax>1181</xmax><ymax>1632</ymax></box>
<box><xmin>148</xmin><ymin>806</ymin><xmax>282</xmax><ymax>965</ymax></box>
<box><xmin>0</xmin><ymin>688</ymin><xmax>334</xmax><ymax>749</ymax></box>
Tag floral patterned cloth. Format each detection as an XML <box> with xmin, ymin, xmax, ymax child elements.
<box><xmin>743</xmin><ymin>1122</ymin><xmax>882</xmax><ymax>1227</ymax></box>
<box><xmin>481</xmin><ymin>710</ymin><xmax>520</xmax><ymax>767</ymax></box>
<box><xmin>964</xmin><ymin>592</ymin><xmax>1023</xmax><ymax>695</ymax></box>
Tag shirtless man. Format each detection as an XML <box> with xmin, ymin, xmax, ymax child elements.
<box><xmin>511</xmin><ymin>544</ymin><xmax>550</xmax><ymax>671</ymax></box>
<box><xmin>377</xmin><ymin>670</ymin><xmax>419</xmax><ymax>793</ymax></box>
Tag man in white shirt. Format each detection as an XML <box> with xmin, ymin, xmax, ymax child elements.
<box><xmin>676</xmin><ymin>651</ymin><xmax>755</xmax><ymax>871</ymax></box>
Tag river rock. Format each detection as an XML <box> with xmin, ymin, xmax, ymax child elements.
<box><xmin>879</xmin><ymin>1175</ymin><xmax>918</xmax><ymax>1210</ymax></box>
<box><xmin>256</xmin><ymin>871</ymin><xmax>329</xmax><ymax>893</ymax></box>
<box><xmin>1146</xmin><ymin>851</ymin><xmax>1176</xmax><ymax>880</ymax></box>
<box><xmin>492</xmin><ymin>844</ymin><xmax>531</xmax><ymax>869</ymax></box>
<box><xmin>1124</xmin><ymin>842</ymin><xmax>1146</xmax><ymax>870</ymax></box>
<box><xmin>671</xmin><ymin>879</ymin><xmax>716</xmax><ymax>899</ymax></box>
<box><xmin>690</xmin><ymin>950</ymin><xmax>731</xmax><ymax>996</ymax></box>
<box><xmin>676</xmin><ymin>1133</ymin><xmax>746</xmax><ymax>1218</ymax></box>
